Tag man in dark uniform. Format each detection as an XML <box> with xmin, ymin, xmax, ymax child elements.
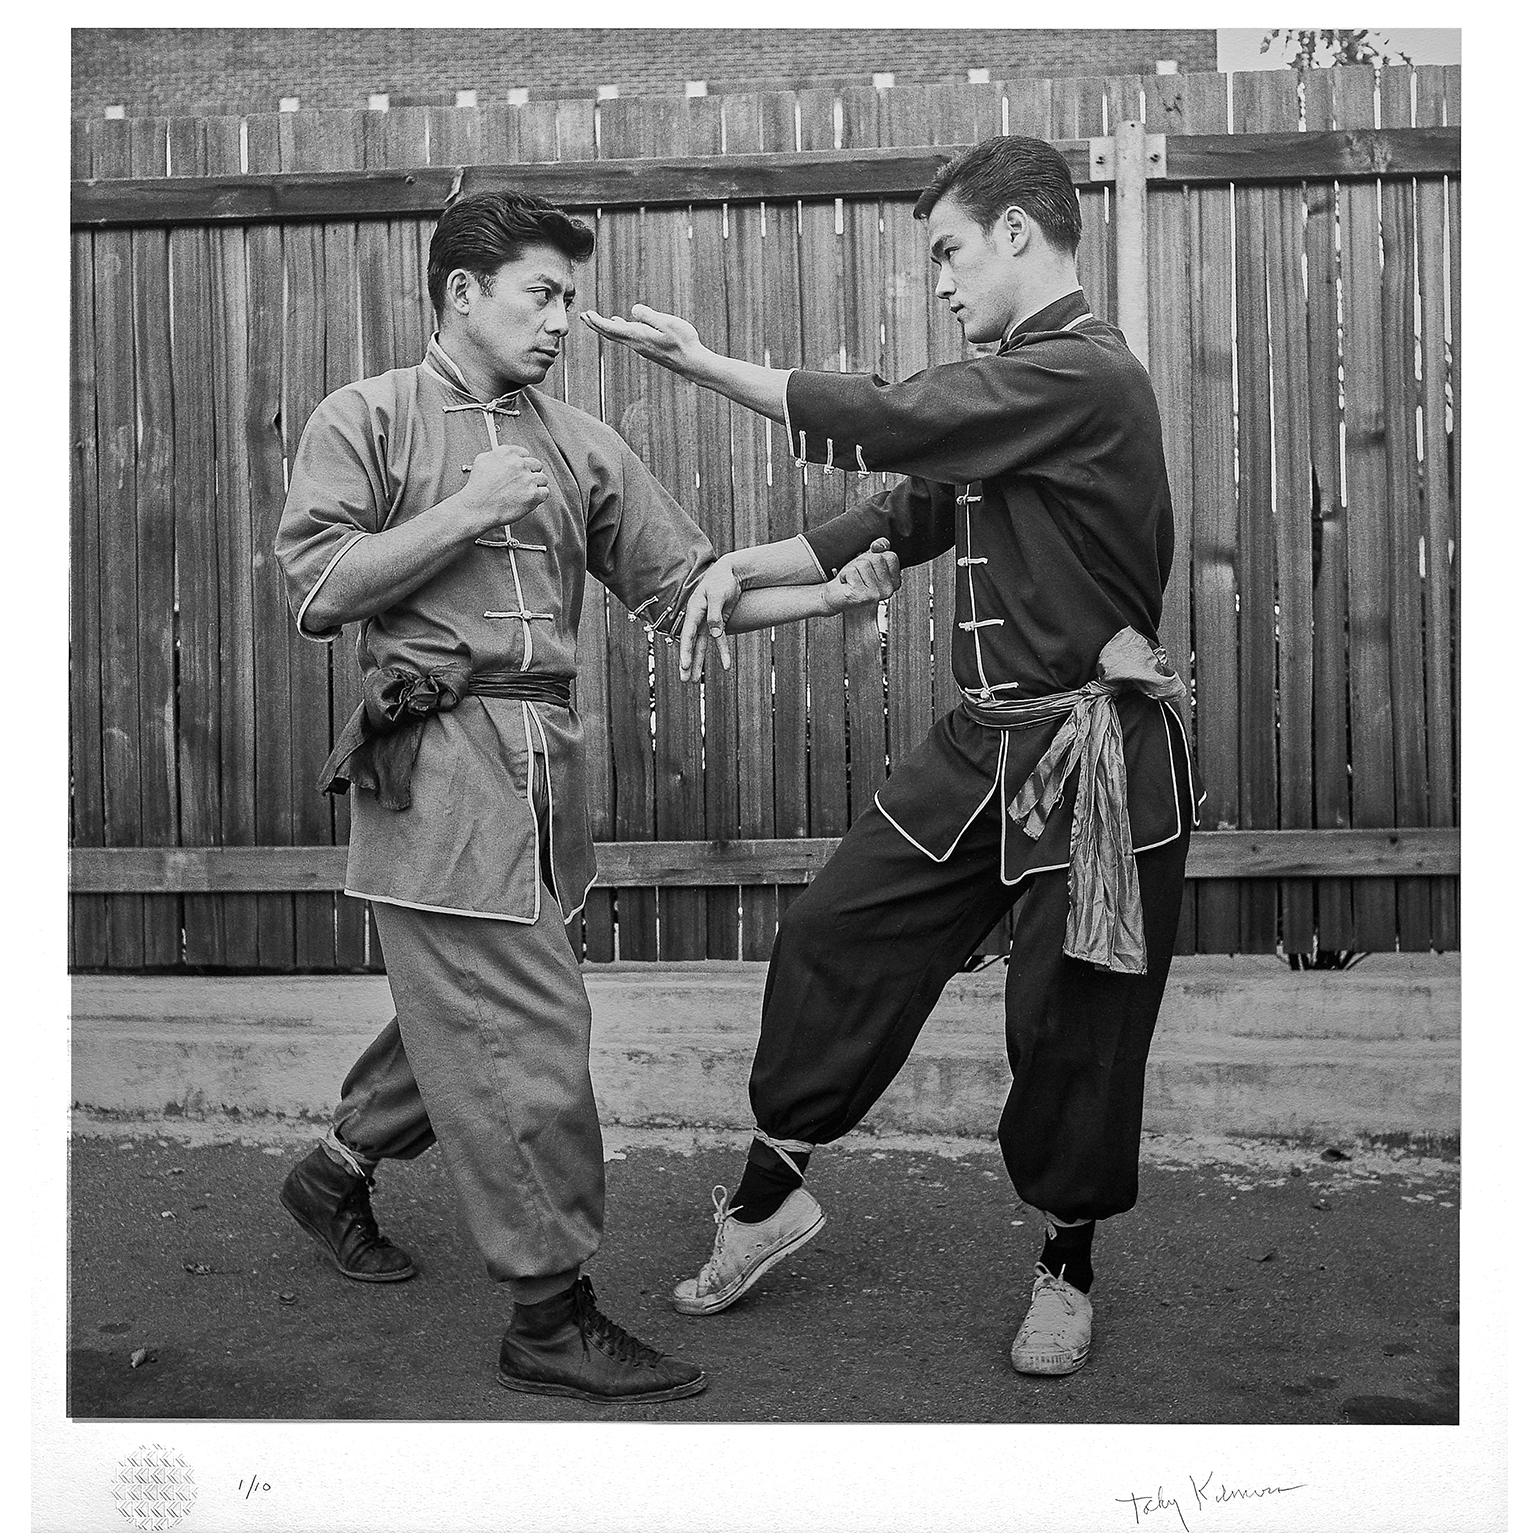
<box><xmin>584</xmin><ymin>135</ymin><xmax>1200</xmax><ymax>1375</ymax></box>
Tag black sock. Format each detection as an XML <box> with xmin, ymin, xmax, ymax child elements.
<box><xmin>1039</xmin><ymin>1219</ymin><xmax>1096</xmax><ymax>1293</ymax></box>
<box><xmin>729</xmin><ymin>1140</ymin><xmax>811</xmax><ymax>1223</ymax></box>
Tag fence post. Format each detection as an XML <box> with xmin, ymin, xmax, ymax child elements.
<box><xmin>1112</xmin><ymin>119</ymin><xmax>1151</xmax><ymax>367</ymax></box>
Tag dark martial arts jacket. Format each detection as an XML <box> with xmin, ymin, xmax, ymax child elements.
<box><xmin>785</xmin><ymin>289</ymin><xmax>1203</xmax><ymax>890</ymax></box>
<box><xmin>275</xmin><ymin>337</ymin><xmax>715</xmax><ymax>924</ymax></box>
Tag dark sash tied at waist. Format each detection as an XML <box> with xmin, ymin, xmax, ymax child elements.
<box><xmin>960</xmin><ymin>627</ymin><xmax>1187</xmax><ymax>976</ymax></box>
<box><xmin>319</xmin><ymin>666</ymin><xmax>573</xmax><ymax>812</ymax></box>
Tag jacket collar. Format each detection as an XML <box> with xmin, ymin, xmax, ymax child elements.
<box><xmin>998</xmin><ymin>289</ymin><xmax>1091</xmax><ymax>354</ymax></box>
<box><xmin>424</xmin><ymin>334</ymin><xmax>527</xmax><ymax>411</ymax></box>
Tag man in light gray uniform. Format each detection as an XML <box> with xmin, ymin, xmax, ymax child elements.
<box><xmin>274</xmin><ymin>190</ymin><xmax>899</xmax><ymax>1402</ymax></box>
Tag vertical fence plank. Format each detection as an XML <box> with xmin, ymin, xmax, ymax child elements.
<box><xmin>1298</xmin><ymin>70</ymin><xmax>1353</xmax><ymax>951</ymax></box>
<box><xmin>1184</xmin><ymin>74</ymin><xmax>1241</xmax><ymax>953</ymax></box>
<box><xmin>475</xmin><ymin>99</ymin><xmax>520</xmax><ymax>166</ymax></box>
<box><xmin>93</xmin><ymin>117</ymin><xmax>146</xmax><ymax>968</ymax></box>
<box><xmin>1248</xmin><ymin>76</ymin><xmax>1318</xmax><ymax>953</ymax></box>
<box><xmin>1333</xmin><ymin>65</ymin><xmax>1399</xmax><ymax>952</ymax></box>
<box><xmin>427</xmin><ymin>102</ymin><xmax>478</xmax><ymax>167</ymax></box>
<box><xmin>1231</xmin><ymin>74</ymin><xmax>1280</xmax><ymax>955</ymax></box>
<box><xmin>688</xmin><ymin>94</ymin><xmax>744</xmax><ymax>960</ymax></box>
<box><xmin>1143</xmin><ymin>73</ymin><xmax>1200</xmax><ymax>956</ymax></box>
<box><xmin>205</xmin><ymin>116</ymin><xmax>261</xmax><ymax>968</ymax></box>
<box><xmin>70</xmin><ymin>117</ymin><xmax>109</xmax><ymax>968</ymax></box>
<box><xmin>359</xmin><ymin>110</ymin><xmax>404</xmax><ymax>374</ymax></box>
<box><xmin>377</xmin><ymin>106</ymin><xmax>432</xmax><ymax>371</ymax></box>
<box><xmin>1416</xmin><ymin>66</ymin><xmax>1459</xmax><ymax>951</ymax></box>
<box><xmin>1378</xmin><ymin>67</ymin><xmax>1433</xmax><ymax>950</ymax></box>
<box><xmin>1003</xmin><ymin>76</ymin><xmax>1054</xmax><ymax>140</ymax></box>
<box><xmin>244</xmin><ymin>114</ymin><xmax>298</xmax><ymax>968</ymax></box>
<box><xmin>1102</xmin><ymin>74</ymin><xmax>1145</xmax><ymax>329</ymax></box>
<box><xmin>167</xmin><ymin>116</ymin><xmax>224</xmax><ymax>967</ymax></box>
<box><xmin>128</xmin><ymin>117</ymin><xmax>182</xmax><ymax>968</ymax></box>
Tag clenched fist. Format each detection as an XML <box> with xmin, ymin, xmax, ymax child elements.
<box><xmin>458</xmin><ymin>444</ymin><xmax>550</xmax><ymax>533</ymax></box>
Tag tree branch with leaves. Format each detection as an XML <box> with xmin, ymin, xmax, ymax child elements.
<box><xmin>1260</xmin><ymin>29</ymin><xmax>1413</xmax><ymax>70</ymax></box>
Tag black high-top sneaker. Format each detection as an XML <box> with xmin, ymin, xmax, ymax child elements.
<box><xmin>279</xmin><ymin>1144</ymin><xmax>416</xmax><ymax>1283</ymax></box>
<box><xmin>498</xmin><ymin>1278</ymin><xmax>707</xmax><ymax>1403</ymax></box>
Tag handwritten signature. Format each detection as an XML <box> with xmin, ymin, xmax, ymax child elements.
<box><xmin>1116</xmin><ymin>1473</ymin><xmax>1304</xmax><ymax>1531</ymax></box>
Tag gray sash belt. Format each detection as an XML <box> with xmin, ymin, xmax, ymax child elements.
<box><xmin>960</xmin><ymin>627</ymin><xmax>1186</xmax><ymax>975</ymax></box>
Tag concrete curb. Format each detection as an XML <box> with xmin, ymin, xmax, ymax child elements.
<box><xmin>71</xmin><ymin>954</ymin><xmax>1458</xmax><ymax>1146</ymax></box>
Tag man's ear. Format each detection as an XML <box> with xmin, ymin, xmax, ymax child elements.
<box><xmin>1001</xmin><ymin>205</ymin><xmax>1034</xmax><ymax>253</ymax></box>
<box><xmin>446</xmin><ymin>268</ymin><xmax>475</xmax><ymax>315</ymax></box>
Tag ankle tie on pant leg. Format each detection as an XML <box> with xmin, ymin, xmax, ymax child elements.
<box><xmin>1042</xmin><ymin>1210</ymin><xmax>1094</xmax><ymax>1240</ymax></box>
<box><xmin>754</xmin><ymin>1131</ymin><xmax>814</xmax><ymax>1178</ymax></box>
<box><xmin>322</xmin><ymin>1130</ymin><xmax>374</xmax><ymax>1181</ymax></box>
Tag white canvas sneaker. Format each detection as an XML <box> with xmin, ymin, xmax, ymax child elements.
<box><xmin>672</xmin><ymin>1184</ymin><xmax>826</xmax><ymax>1316</ymax></box>
<box><xmin>1011</xmin><ymin>1262</ymin><xmax>1093</xmax><ymax>1375</ymax></box>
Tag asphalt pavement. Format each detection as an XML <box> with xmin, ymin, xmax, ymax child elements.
<box><xmin>66</xmin><ymin>1118</ymin><xmax>1458</xmax><ymax>1427</ymax></box>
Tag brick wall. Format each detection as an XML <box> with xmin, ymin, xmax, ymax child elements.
<box><xmin>73</xmin><ymin>27</ymin><xmax>1216</xmax><ymax>118</ymax></box>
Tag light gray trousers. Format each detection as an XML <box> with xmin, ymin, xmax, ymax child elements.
<box><xmin>330</xmin><ymin>772</ymin><xmax>602</xmax><ymax>1295</ymax></box>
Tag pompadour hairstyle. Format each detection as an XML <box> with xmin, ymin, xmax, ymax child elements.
<box><xmin>913</xmin><ymin>135</ymin><xmax>1082</xmax><ymax>257</ymax></box>
<box><xmin>427</xmin><ymin>190</ymin><xmax>595</xmax><ymax>318</ymax></box>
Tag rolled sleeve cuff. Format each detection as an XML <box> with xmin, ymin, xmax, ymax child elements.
<box><xmin>294</xmin><ymin>530</ymin><xmax>368</xmax><ymax>642</ymax></box>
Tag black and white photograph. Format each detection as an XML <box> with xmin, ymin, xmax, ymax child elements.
<box><xmin>38</xmin><ymin>13</ymin><xmax>1506</xmax><ymax>1534</ymax></box>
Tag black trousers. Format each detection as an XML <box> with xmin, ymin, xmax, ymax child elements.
<box><xmin>748</xmin><ymin>761</ymin><xmax>1192</xmax><ymax>1224</ymax></box>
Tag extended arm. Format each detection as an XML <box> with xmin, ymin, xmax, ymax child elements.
<box><xmin>582</xmin><ymin>305</ymin><xmax>789</xmax><ymax>423</ymax></box>
<box><xmin>583</xmin><ymin>303</ymin><xmax>1096</xmax><ymax>484</ymax></box>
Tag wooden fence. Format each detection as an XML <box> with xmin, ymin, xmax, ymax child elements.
<box><xmin>69</xmin><ymin>66</ymin><xmax>1460</xmax><ymax>971</ymax></box>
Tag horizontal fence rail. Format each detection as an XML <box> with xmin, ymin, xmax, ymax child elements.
<box><xmin>70</xmin><ymin>127</ymin><xmax>1461</xmax><ymax>227</ymax></box>
<box><xmin>71</xmin><ymin>830</ymin><xmax>1461</xmax><ymax>894</ymax></box>
<box><xmin>69</xmin><ymin>66</ymin><xmax>1461</xmax><ymax>970</ymax></box>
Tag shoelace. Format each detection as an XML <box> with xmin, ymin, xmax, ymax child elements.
<box><xmin>336</xmin><ymin>1176</ymin><xmax>383</xmax><ymax>1241</ymax></box>
<box><xmin>697</xmin><ymin>1185</ymin><xmax>741</xmax><ymax>1288</ymax></box>
<box><xmin>572</xmin><ymin>1278</ymin><xmax>664</xmax><ymax>1368</ymax></box>
<box><xmin>1025</xmin><ymin>1263</ymin><xmax>1082</xmax><ymax>1343</ymax></box>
